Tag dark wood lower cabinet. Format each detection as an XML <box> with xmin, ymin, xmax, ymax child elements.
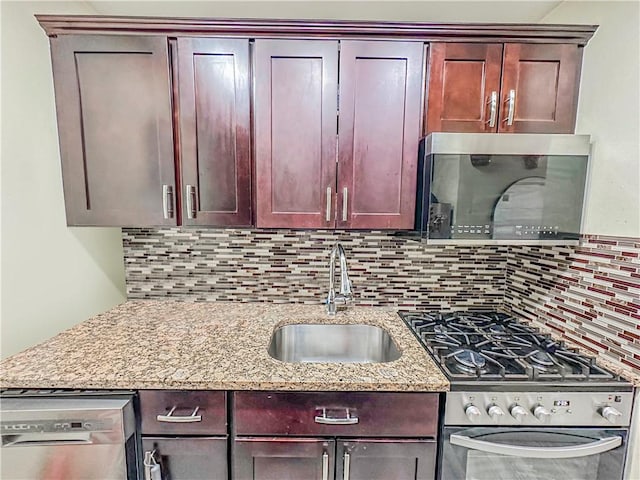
<box><xmin>336</xmin><ymin>439</ymin><xmax>437</xmax><ymax>480</ymax></box>
<box><xmin>233</xmin><ymin>437</ymin><xmax>436</xmax><ymax>480</ymax></box>
<box><xmin>141</xmin><ymin>437</ymin><xmax>227</xmax><ymax>480</ymax></box>
<box><xmin>233</xmin><ymin>437</ymin><xmax>335</xmax><ymax>480</ymax></box>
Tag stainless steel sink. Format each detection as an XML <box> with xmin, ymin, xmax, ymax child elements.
<box><xmin>267</xmin><ymin>324</ymin><xmax>401</xmax><ymax>363</ymax></box>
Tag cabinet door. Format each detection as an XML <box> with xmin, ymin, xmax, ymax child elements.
<box><xmin>337</xmin><ymin>41</ymin><xmax>423</xmax><ymax>229</ymax></box>
<box><xmin>142</xmin><ymin>437</ymin><xmax>227</xmax><ymax>480</ymax></box>
<box><xmin>177</xmin><ymin>38</ymin><xmax>252</xmax><ymax>226</ymax></box>
<box><xmin>426</xmin><ymin>43</ymin><xmax>503</xmax><ymax>134</ymax></box>
<box><xmin>254</xmin><ymin>40</ymin><xmax>338</xmax><ymax>228</ymax></box>
<box><xmin>233</xmin><ymin>437</ymin><xmax>335</xmax><ymax>480</ymax></box>
<box><xmin>50</xmin><ymin>35</ymin><xmax>175</xmax><ymax>226</ymax></box>
<box><xmin>336</xmin><ymin>439</ymin><xmax>436</xmax><ymax>480</ymax></box>
<box><xmin>499</xmin><ymin>43</ymin><xmax>582</xmax><ymax>133</ymax></box>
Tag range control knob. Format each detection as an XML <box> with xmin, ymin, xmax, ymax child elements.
<box><xmin>487</xmin><ymin>404</ymin><xmax>505</xmax><ymax>420</ymax></box>
<box><xmin>465</xmin><ymin>404</ymin><xmax>482</xmax><ymax>422</ymax></box>
<box><xmin>510</xmin><ymin>404</ymin><xmax>529</xmax><ymax>422</ymax></box>
<box><xmin>601</xmin><ymin>406</ymin><xmax>622</xmax><ymax>423</ymax></box>
<box><xmin>533</xmin><ymin>405</ymin><xmax>552</xmax><ymax>422</ymax></box>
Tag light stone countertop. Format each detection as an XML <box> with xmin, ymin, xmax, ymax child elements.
<box><xmin>0</xmin><ymin>301</ymin><xmax>449</xmax><ymax>392</ymax></box>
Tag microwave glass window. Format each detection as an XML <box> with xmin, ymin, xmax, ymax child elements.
<box><xmin>428</xmin><ymin>154</ymin><xmax>588</xmax><ymax>240</ymax></box>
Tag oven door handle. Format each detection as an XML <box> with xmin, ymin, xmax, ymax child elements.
<box><xmin>450</xmin><ymin>434</ymin><xmax>622</xmax><ymax>459</ymax></box>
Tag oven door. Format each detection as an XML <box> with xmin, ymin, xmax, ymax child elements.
<box><xmin>440</xmin><ymin>427</ymin><xmax>628</xmax><ymax>480</ymax></box>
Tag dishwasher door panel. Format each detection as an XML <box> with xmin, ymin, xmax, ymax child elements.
<box><xmin>1</xmin><ymin>442</ymin><xmax>127</xmax><ymax>480</ymax></box>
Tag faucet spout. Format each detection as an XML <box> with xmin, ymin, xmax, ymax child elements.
<box><xmin>326</xmin><ymin>243</ymin><xmax>353</xmax><ymax>315</ymax></box>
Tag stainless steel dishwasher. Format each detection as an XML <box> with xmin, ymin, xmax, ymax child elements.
<box><xmin>1</xmin><ymin>393</ymin><xmax>137</xmax><ymax>480</ymax></box>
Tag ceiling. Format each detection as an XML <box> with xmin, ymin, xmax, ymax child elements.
<box><xmin>85</xmin><ymin>1</ymin><xmax>564</xmax><ymax>23</ymax></box>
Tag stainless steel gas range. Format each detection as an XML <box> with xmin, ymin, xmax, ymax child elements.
<box><xmin>399</xmin><ymin>311</ymin><xmax>634</xmax><ymax>480</ymax></box>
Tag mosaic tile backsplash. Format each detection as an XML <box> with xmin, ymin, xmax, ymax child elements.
<box><xmin>122</xmin><ymin>229</ymin><xmax>639</xmax><ymax>374</ymax></box>
<box><xmin>123</xmin><ymin>229</ymin><xmax>508</xmax><ymax>310</ymax></box>
<box><xmin>503</xmin><ymin>235</ymin><xmax>640</xmax><ymax>374</ymax></box>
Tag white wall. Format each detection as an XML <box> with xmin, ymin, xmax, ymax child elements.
<box><xmin>0</xmin><ymin>1</ymin><xmax>127</xmax><ymax>359</ymax></box>
<box><xmin>542</xmin><ymin>1</ymin><xmax>640</xmax><ymax>237</ymax></box>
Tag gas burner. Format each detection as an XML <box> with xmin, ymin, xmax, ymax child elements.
<box><xmin>528</xmin><ymin>349</ymin><xmax>555</xmax><ymax>368</ymax></box>
<box><xmin>453</xmin><ymin>349</ymin><xmax>487</xmax><ymax>370</ymax></box>
<box><xmin>444</xmin><ymin>349</ymin><xmax>493</xmax><ymax>375</ymax></box>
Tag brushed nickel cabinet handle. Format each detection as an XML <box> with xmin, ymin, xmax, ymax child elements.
<box><xmin>186</xmin><ymin>184</ymin><xmax>197</xmax><ymax>219</ymax></box>
<box><xmin>156</xmin><ymin>405</ymin><xmax>202</xmax><ymax>423</ymax></box>
<box><xmin>504</xmin><ymin>89</ymin><xmax>516</xmax><ymax>126</ymax></box>
<box><xmin>322</xmin><ymin>451</ymin><xmax>329</xmax><ymax>480</ymax></box>
<box><xmin>343</xmin><ymin>451</ymin><xmax>351</xmax><ymax>480</ymax></box>
<box><xmin>326</xmin><ymin>187</ymin><xmax>332</xmax><ymax>222</ymax></box>
<box><xmin>342</xmin><ymin>187</ymin><xmax>348</xmax><ymax>222</ymax></box>
<box><xmin>162</xmin><ymin>185</ymin><xmax>174</xmax><ymax>219</ymax></box>
<box><xmin>487</xmin><ymin>91</ymin><xmax>498</xmax><ymax>128</ymax></box>
<box><xmin>314</xmin><ymin>408</ymin><xmax>359</xmax><ymax>425</ymax></box>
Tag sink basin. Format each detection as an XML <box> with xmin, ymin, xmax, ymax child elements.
<box><xmin>267</xmin><ymin>324</ymin><xmax>401</xmax><ymax>363</ymax></box>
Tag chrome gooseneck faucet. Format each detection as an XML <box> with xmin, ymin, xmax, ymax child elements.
<box><xmin>326</xmin><ymin>243</ymin><xmax>353</xmax><ymax>315</ymax></box>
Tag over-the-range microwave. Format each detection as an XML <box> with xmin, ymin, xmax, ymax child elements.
<box><xmin>415</xmin><ymin>133</ymin><xmax>591</xmax><ymax>242</ymax></box>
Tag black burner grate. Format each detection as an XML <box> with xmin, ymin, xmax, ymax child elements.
<box><xmin>400</xmin><ymin>311</ymin><xmax>615</xmax><ymax>382</ymax></box>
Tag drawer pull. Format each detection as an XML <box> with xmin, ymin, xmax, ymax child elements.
<box><xmin>314</xmin><ymin>408</ymin><xmax>359</xmax><ymax>425</ymax></box>
<box><xmin>156</xmin><ymin>405</ymin><xmax>202</xmax><ymax>423</ymax></box>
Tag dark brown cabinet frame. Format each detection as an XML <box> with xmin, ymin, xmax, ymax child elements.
<box><xmin>38</xmin><ymin>16</ymin><xmax>596</xmax><ymax>228</ymax></box>
<box><xmin>425</xmin><ymin>41</ymin><xmax>584</xmax><ymax>134</ymax></box>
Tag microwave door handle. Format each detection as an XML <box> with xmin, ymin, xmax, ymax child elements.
<box><xmin>450</xmin><ymin>434</ymin><xmax>622</xmax><ymax>459</ymax></box>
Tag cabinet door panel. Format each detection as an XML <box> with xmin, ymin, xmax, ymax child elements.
<box><xmin>50</xmin><ymin>35</ymin><xmax>175</xmax><ymax>226</ymax></box>
<box><xmin>338</xmin><ymin>41</ymin><xmax>423</xmax><ymax>229</ymax></box>
<box><xmin>500</xmin><ymin>43</ymin><xmax>581</xmax><ymax>133</ymax></box>
<box><xmin>177</xmin><ymin>38</ymin><xmax>251</xmax><ymax>226</ymax></box>
<box><xmin>337</xmin><ymin>439</ymin><xmax>436</xmax><ymax>480</ymax></box>
<box><xmin>254</xmin><ymin>40</ymin><xmax>338</xmax><ymax>228</ymax></box>
<box><xmin>233</xmin><ymin>438</ymin><xmax>335</xmax><ymax>480</ymax></box>
<box><xmin>142</xmin><ymin>437</ymin><xmax>227</xmax><ymax>480</ymax></box>
<box><xmin>426</xmin><ymin>43</ymin><xmax>503</xmax><ymax>134</ymax></box>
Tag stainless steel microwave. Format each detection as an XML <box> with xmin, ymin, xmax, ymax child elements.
<box><xmin>415</xmin><ymin>133</ymin><xmax>591</xmax><ymax>241</ymax></box>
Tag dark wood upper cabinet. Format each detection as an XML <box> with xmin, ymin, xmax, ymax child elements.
<box><xmin>254</xmin><ymin>39</ymin><xmax>339</xmax><ymax>229</ymax></box>
<box><xmin>41</xmin><ymin>18</ymin><xmax>594</xmax><ymax>229</ymax></box>
<box><xmin>176</xmin><ymin>37</ymin><xmax>252</xmax><ymax>226</ymax></box>
<box><xmin>338</xmin><ymin>41</ymin><xmax>423</xmax><ymax>229</ymax></box>
<box><xmin>426</xmin><ymin>43</ymin><xmax>503</xmax><ymax>134</ymax></box>
<box><xmin>50</xmin><ymin>35</ymin><xmax>175</xmax><ymax>226</ymax></box>
<box><xmin>500</xmin><ymin>43</ymin><xmax>582</xmax><ymax>133</ymax></box>
<box><xmin>426</xmin><ymin>42</ymin><xmax>582</xmax><ymax>134</ymax></box>
<box><xmin>255</xmin><ymin>39</ymin><xmax>422</xmax><ymax>230</ymax></box>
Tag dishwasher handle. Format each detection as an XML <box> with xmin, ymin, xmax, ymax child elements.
<box><xmin>2</xmin><ymin>432</ymin><xmax>93</xmax><ymax>447</ymax></box>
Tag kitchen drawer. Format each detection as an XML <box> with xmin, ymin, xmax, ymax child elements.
<box><xmin>139</xmin><ymin>390</ymin><xmax>226</xmax><ymax>435</ymax></box>
<box><xmin>234</xmin><ymin>391</ymin><xmax>439</xmax><ymax>437</ymax></box>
